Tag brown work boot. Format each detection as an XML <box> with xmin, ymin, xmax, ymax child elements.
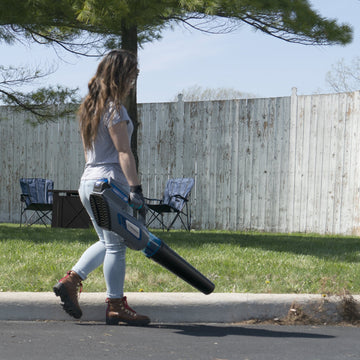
<box><xmin>106</xmin><ymin>296</ymin><xmax>150</xmax><ymax>326</ymax></box>
<box><xmin>53</xmin><ymin>271</ymin><xmax>83</xmax><ymax>319</ymax></box>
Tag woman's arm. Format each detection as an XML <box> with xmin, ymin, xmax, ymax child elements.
<box><xmin>109</xmin><ymin>121</ymin><xmax>140</xmax><ymax>186</ymax></box>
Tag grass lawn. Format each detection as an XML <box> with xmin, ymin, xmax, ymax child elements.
<box><xmin>0</xmin><ymin>223</ymin><xmax>359</xmax><ymax>295</ymax></box>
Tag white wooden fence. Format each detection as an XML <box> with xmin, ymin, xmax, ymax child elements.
<box><xmin>1</xmin><ymin>89</ymin><xmax>360</xmax><ymax>234</ymax></box>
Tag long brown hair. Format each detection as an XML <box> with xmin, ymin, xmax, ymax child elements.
<box><xmin>78</xmin><ymin>49</ymin><xmax>138</xmax><ymax>150</ymax></box>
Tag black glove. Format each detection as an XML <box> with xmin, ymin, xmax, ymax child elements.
<box><xmin>129</xmin><ymin>185</ymin><xmax>146</xmax><ymax>211</ymax></box>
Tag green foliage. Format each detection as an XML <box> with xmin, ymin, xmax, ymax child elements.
<box><xmin>0</xmin><ymin>0</ymin><xmax>354</xmax><ymax>123</ymax></box>
<box><xmin>2</xmin><ymin>85</ymin><xmax>80</xmax><ymax>123</ymax></box>
<box><xmin>0</xmin><ymin>0</ymin><xmax>354</xmax><ymax>48</ymax></box>
<box><xmin>0</xmin><ymin>65</ymin><xmax>80</xmax><ymax>122</ymax></box>
<box><xmin>178</xmin><ymin>0</ymin><xmax>353</xmax><ymax>45</ymax></box>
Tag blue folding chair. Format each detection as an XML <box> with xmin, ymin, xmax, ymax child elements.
<box><xmin>20</xmin><ymin>178</ymin><xmax>54</xmax><ymax>227</ymax></box>
<box><xmin>145</xmin><ymin>178</ymin><xmax>195</xmax><ymax>231</ymax></box>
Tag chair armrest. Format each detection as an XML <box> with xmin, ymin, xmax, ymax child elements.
<box><xmin>20</xmin><ymin>194</ymin><xmax>30</xmax><ymax>202</ymax></box>
<box><xmin>169</xmin><ymin>194</ymin><xmax>189</xmax><ymax>202</ymax></box>
<box><xmin>144</xmin><ymin>197</ymin><xmax>163</xmax><ymax>205</ymax></box>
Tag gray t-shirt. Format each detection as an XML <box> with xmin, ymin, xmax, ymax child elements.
<box><xmin>81</xmin><ymin>102</ymin><xmax>133</xmax><ymax>184</ymax></box>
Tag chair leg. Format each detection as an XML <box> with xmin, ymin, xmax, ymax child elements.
<box><xmin>146</xmin><ymin>211</ymin><xmax>166</xmax><ymax>231</ymax></box>
<box><xmin>21</xmin><ymin>210</ymin><xmax>52</xmax><ymax>227</ymax></box>
<box><xmin>146</xmin><ymin>208</ymin><xmax>191</xmax><ymax>231</ymax></box>
<box><xmin>34</xmin><ymin>210</ymin><xmax>51</xmax><ymax>227</ymax></box>
<box><xmin>33</xmin><ymin>210</ymin><xmax>52</xmax><ymax>227</ymax></box>
<box><xmin>177</xmin><ymin>213</ymin><xmax>191</xmax><ymax>231</ymax></box>
<box><xmin>26</xmin><ymin>211</ymin><xmax>38</xmax><ymax>226</ymax></box>
<box><xmin>146</xmin><ymin>212</ymin><xmax>158</xmax><ymax>228</ymax></box>
<box><xmin>166</xmin><ymin>214</ymin><xmax>180</xmax><ymax>231</ymax></box>
<box><xmin>161</xmin><ymin>214</ymin><xmax>165</xmax><ymax>231</ymax></box>
<box><xmin>20</xmin><ymin>202</ymin><xmax>26</xmax><ymax>227</ymax></box>
<box><xmin>175</xmin><ymin>209</ymin><xmax>191</xmax><ymax>231</ymax></box>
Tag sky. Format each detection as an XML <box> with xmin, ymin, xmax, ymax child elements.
<box><xmin>2</xmin><ymin>0</ymin><xmax>360</xmax><ymax>103</ymax></box>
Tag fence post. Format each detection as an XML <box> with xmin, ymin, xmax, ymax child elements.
<box><xmin>287</xmin><ymin>87</ymin><xmax>298</xmax><ymax>232</ymax></box>
<box><xmin>174</xmin><ymin>94</ymin><xmax>185</xmax><ymax>177</ymax></box>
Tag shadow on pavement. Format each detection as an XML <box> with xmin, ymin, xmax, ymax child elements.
<box><xmin>76</xmin><ymin>322</ymin><xmax>335</xmax><ymax>339</ymax></box>
<box><xmin>151</xmin><ymin>323</ymin><xmax>335</xmax><ymax>339</ymax></box>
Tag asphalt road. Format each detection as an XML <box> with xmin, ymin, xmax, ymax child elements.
<box><xmin>1</xmin><ymin>321</ymin><xmax>360</xmax><ymax>360</ymax></box>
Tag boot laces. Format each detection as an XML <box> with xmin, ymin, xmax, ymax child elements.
<box><xmin>122</xmin><ymin>296</ymin><xmax>136</xmax><ymax>314</ymax></box>
<box><xmin>60</xmin><ymin>271</ymin><xmax>83</xmax><ymax>295</ymax></box>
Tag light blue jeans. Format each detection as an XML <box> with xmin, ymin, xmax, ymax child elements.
<box><xmin>72</xmin><ymin>179</ymin><xmax>127</xmax><ymax>299</ymax></box>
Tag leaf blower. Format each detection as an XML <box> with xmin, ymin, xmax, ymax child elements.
<box><xmin>89</xmin><ymin>178</ymin><xmax>215</xmax><ymax>295</ymax></box>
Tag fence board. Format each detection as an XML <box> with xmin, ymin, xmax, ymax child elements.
<box><xmin>229</xmin><ymin>100</ymin><xmax>240</xmax><ymax>230</ymax></box>
<box><xmin>237</xmin><ymin>99</ymin><xmax>248</xmax><ymax>229</ymax></box>
<box><xmin>2</xmin><ymin>91</ymin><xmax>360</xmax><ymax>235</ymax></box>
<box><xmin>349</xmin><ymin>92</ymin><xmax>360</xmax><ymax>234</ymax></box>
<box><xmin>309</xmin><ymin>95</ymin><xmax>321</xmax><ymax>233</ymax></box>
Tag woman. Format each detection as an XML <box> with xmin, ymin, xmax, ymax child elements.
<box><xmin>53</xmin><ymin>49</ymin><xmax>150</xmax><ymax>326</ymax></box>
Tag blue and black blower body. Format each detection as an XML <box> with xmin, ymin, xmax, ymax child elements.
<box><xmin>89</xmin><ymin>178</ymin><xmax>215</xmax><ymax>295</ymax></box>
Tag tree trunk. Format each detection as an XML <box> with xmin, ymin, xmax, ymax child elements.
<box><xmin>121</xmin><ymin>23</ymin><xmax>139</xmax><ymax>170</ymax></box>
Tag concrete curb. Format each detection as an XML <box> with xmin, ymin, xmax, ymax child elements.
<box><xmin>0</xmin><ymin>293</ymin><xmax>359</xmax><ymax>323</ymax></box>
